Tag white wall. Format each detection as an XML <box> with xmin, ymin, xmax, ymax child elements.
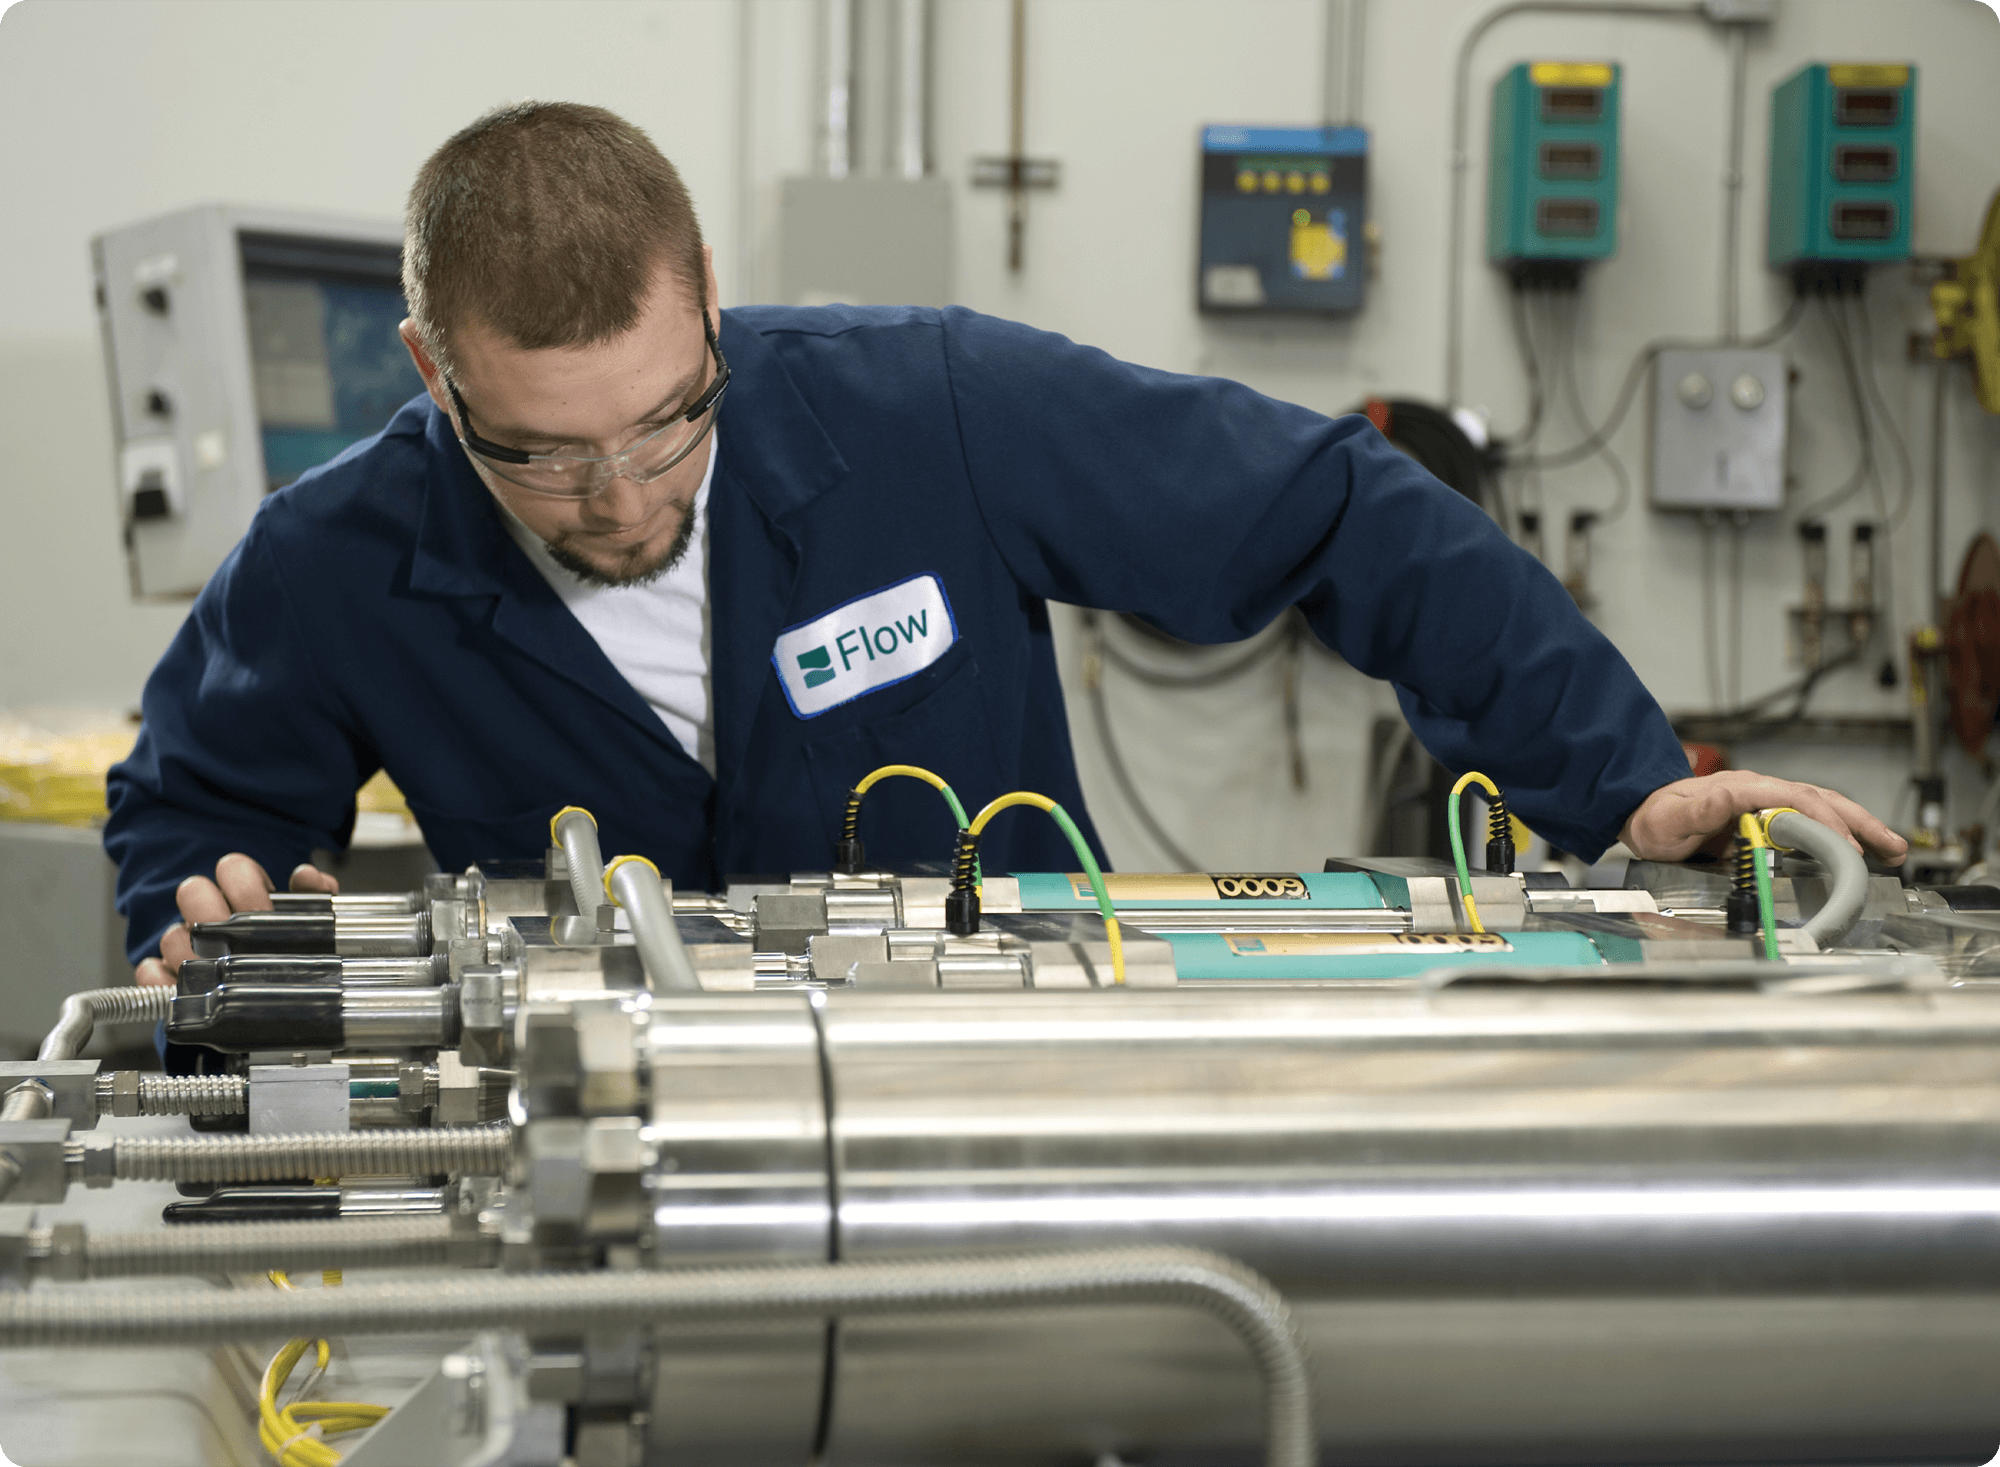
<box><xmin>3</xmin><ymin>0</ymin><xmax>1998</xmax><ymax>871</ymax></box>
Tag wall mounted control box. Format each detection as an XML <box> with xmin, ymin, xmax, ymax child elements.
<box><xmin>1487</xmin><ymin>61</ymin><xmax>1622</xmax><ymax>266</ymax></box>
<box><xmin>1197</xmin><ymin>126</ymin><xmax>1368</xmax><ymax>314</ymax></box>
<box><xmin>1767</xmin><ymin>62</ymin><xmax>1917</xmax><ymax>270</ymax></box>
<box><xmin>93</xmin><ymin>205</ymin><xmax>422</xmax><ymax>599</ymax></box>
<box><xmin>1649</xmin><ymin>347</ymin><xmax>1789</xmax><ymax>512</ymax></box>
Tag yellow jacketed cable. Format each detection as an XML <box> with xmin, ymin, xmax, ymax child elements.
<box><xmin>953</xmin><ymin>791</ymin><xmax>1125</xmax><ymax>986</ymax></box>
<box><xmin>258</xmin><ymin>1269</ymin><xmax>385</xmax><ymax>1466</ymax></box>
<box><xmin>1446</xmin><ymin>772</ymin><xmax>1502</xmax><ymax>934</ymax></box>
<box><xmin>838</xmin><ymin>764</ymin><xmax>975</xmax><ymax>878</ymax></box>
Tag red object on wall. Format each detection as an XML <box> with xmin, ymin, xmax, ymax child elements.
<box><xmin>1682</xmin><ymin>742</ymin><xmax>1729</xmax><ymax>779</ymax></box>
<box><xmin>1946</xmin><ymin>533</ymin><xmax>2000</xmax><ymax>763</ymax></box>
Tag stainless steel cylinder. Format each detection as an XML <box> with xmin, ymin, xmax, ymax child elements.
<box><xmin>338</xmin><ymin>955</ymin><xmax>447</xmax><ymax>987</ymax></box>
<box><xmin>342</xmin><ymin>988</ymin><xmax>458</xmax><ymax>1048</ymax></box>
<box><xmin>335</xmin><ymin>913</ymin><xmax>431</xmax><ymax>957</ymax></box>
<box><xmin>633</xmin><ymin>985</ymin><xmax>2000</xmax><ymax>1465</ymax></box>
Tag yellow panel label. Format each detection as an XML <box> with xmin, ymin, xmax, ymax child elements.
<box><xmin>1223</xmin><ymin>932</ymin><xmax>1514</xmax><ymax>957</ymax></box>
<box><xmin>1829</xmin><ymin>64</ymin><xmax>1909</xmax><ymax>89</ymax></box>
<box><xmin>1068</xmin><ymin>873</ymin><xmax>1309</xmax><ymax>902</ymax></box>
<box><xmin>1531</xmin><ymin>61</ymin><xmax>1613</xmax><ymax>88</ymax></box>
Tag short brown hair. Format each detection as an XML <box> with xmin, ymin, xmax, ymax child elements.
<box><xmin>402</xmin><ymin>102</ymin><xmax>706</xmax><ymax>372</ymax></box>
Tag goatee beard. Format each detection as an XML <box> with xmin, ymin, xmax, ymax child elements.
<box><xmin>545</xmin><ymin>501</ymin><xmax>699</xmax><ymax>589</ymax></box>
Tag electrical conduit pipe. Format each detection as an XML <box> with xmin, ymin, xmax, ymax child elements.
<box><xmin>551</xmin><ymin>806</ymin><xmax>607</xmax><ymax>925</ymax></box>
<box><xmin>1765</xmin><ymin>809</ymin><xmax>1872</xmax><ymax>948</ymax></box>
<box><xmin>605</xmin><ymin>855</ymin><xmax>701</xmax><ymax>991</ymax></box>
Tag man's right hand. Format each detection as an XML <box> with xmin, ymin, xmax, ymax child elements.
<box><xmin>134</xmin><ymin>854</ymin><xmax>341</xmax><ymax>987</ymax></box>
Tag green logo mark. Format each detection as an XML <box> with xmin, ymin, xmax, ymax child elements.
<box><xmin>797</xmin><ymin>645</ymin><xmax>836</xmax><ymax>689</ymax></box>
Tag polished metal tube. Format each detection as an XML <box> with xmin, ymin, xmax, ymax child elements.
<box><xmin>1768</xmin><ymin>809</ymin><xmax>1871</xmax><ymax>946</ymax></box>
<box><xmin>335</xmin><ymin>913</ymin><xmax>430</xmax><ymax>957</ymax></box>
<box><xmin>77</xmin><ymin>1124</ymin><xmax>510</xmax><ymax>1184</ymax></box>
<box><xmin>342</xmin><ymin>987</ymin><xmax>459</xmax><ymax>1047</ymax></box>
<box><xmin>0</xmin><ymin>1247</ymin><xmax>1311</xmax><ymax>1467</ymax></box>
<box><xmin>638</xmin><ymin>986</ymin><xmax>2000</xmax><ymax>1463</ymax></box>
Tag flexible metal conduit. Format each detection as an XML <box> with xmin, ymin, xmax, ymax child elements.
<box><xmin>1768</xmin><ymin>810</ymin><xmax>1872</xmax><ymax>946</ymax></box>
<box><xmin>553</xmin><ymin>807</ymin><xmax>607</xmax><ymax>924</ymax></box>
<box><xmin>74</xmin><ymin>1124</ymin><xmax>511</xmax><ymax>1185</ymax></box>
<box><xmin>0</xmin><ymin>987</ymin><xmax>176</xmax><ymax>1202</ymax></box>
<box><xmin>28</xmin><ymin>1216</ymin><xmax>483</xmax><ymax>1281</ymax></box>
<box><xmin>607</xmin><ymin>857</ymin><xmax>702</xmax><ymax>991</ymax></box>
<box><xmin>0</xmin><ymin>1247</ymin><xmax>1313</xmax><ymax>1467</ymax></box>
<box><xmin>40</xmin><ymin>985</ymin><xmax>174</xmax><ymax>1062</ymax></box>
<box><xmin>96</xmin><ymin>1073</ymin><xmax>247</xmax><ymax>1117</ymax></box>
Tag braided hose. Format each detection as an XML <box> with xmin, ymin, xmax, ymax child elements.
<box><xmin>85</xmin><ymin>1124</ymin><xmax>511</xmax><ymax>1184</ymax></box>
<box><xmin>39</xmin><ymin>985</ymin><xmax>173</xmax><ymax>1062</ymax></box>
<box><xmin>0</xmin><ymin>1245</ymin><xmax>1314</xmax><ymax>1467</ymax></box>
<box><xmin>34</xmin><ymin>1216</ymin><xmax>483</xmax><ymax>1281</ymax></box>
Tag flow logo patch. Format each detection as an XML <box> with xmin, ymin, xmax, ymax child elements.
<box><xmin>772</xmin><ymin>574</ymin><xmax>958</xmax><ymax>718</ymax></box>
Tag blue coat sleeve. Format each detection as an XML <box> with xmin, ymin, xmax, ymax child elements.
<box><xmin>936</xmin><ymin>307</ymin><xmax>1689</xmax><ymax>859</ymax></box>
<box><xmin>103</xmin><ymin>513</ymin><xmax>371</xmax><ymax>964</ymax></box>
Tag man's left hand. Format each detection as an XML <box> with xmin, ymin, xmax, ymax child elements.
<box><xmin>1620</xmin><ymin>770</ymin><xmax>1908</xmax><ymax>866</ymax></box>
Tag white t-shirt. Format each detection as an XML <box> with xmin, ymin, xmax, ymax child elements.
<box><xmin>500</xmin><ymin>441</ymin><xmax>717</xmax><ymax>776</ymax></box>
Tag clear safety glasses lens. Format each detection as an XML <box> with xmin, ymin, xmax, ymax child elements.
<box><xmin>476</xmin><ymin>407</ymin><xmax>720</xmax><ymax>499</ymax></box>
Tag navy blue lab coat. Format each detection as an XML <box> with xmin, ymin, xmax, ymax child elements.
<box><xmin>105</xmin><ymin>305</ymin><xmax>1690</xmax><ymax>963</ymax></box>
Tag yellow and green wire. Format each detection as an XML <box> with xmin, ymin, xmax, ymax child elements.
<box><xmin>1738</xmin><ymin>810</ymin><xmax>1783</xmax><ymax>961</ymax></box>
<box><xmin>843</xmin><ymin>764</ymin><xmax>977</xmax><ymax>882</ymax></box>
<box><xmin>1445</xmin><ymin>771</ymin><xmax>1501</xmax><ymax>934</ymax></box>
<box><xmin>956</xmin><ymin>791</ymin><xmax>1125</xmax><ymax>986</ymax></box>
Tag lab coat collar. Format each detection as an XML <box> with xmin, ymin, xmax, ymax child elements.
<box><xmin>409</xmin><ymin>402</ymin><xmax>511</xmax><ymax>600</ymax></box>
<box><xmin>711</xmin><ymin>310</ymin><xmax>850</xmax><ymax>523</ymax></box>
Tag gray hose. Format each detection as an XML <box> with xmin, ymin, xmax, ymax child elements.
<box><xmin>0</xmin><ymin>1245</ymin><xmax>1313</xmax><ymax>1467</ymax></box>
<box><xmin>73</xmin><ymin>1124</ymin><xmax>511</xmax><ymax>1185</ymax></box>
<box><xmin>28</xmin><ymin>1215</ymin><xmax>488</xmax><ymax>1281</ymax></box>
<box><xmin>553</xmin><ymin>807</ymin><xmax>607</xmax><ymax>922</ymax></box>
<box><xmin>39</xmin><ymin>985</ymin><xmax>173</xmax><ymax>1062</ymax></box>
<box><xmin>607</xmin><ymin>857</ymin><xmax>701</xmax><ymax>991</ymax></box>
<box><xmin>1767</xmin><ymin>810</ymin><xmax>1870</xmax><ymax>946</ymax></box>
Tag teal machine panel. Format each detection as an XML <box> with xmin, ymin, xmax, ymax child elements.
<box><xmin>1014</xmin><ymin>870</ymin><xmax>1386</xmax><ymax>911</ymax></box>
<box><xmin>1767</xmin><ymin>62</ymin><xmax>1916</xmax><ymax>269</ymax></box>
<box><xmin>1487</xmin><ymin>61</ymin><xmax>1621</xmax><ymax>264</ymax></box>
<box><xmin>1164</xmin><ymin>929</ymin><xmax>1607</xmax><ymax>981</ymax></box>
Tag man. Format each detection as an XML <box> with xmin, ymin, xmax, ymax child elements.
<box><xmin>108</xmin><ymin>102</ymin><xmax>1904</xmax><ymax>984</ymax></box>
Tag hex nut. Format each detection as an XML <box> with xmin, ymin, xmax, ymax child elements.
<box><xmin>76</xmin><ymin>1132</ymin><xmax>116</xmax><ymax>1189</ymax></box>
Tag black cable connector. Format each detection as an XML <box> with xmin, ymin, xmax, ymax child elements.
<box><xmin>1483</xmin><ymin>792</ymin><xmax>1516</xmax><ymax>876</ymax></box>
<box><xmin>945</xmin><ymin>886</ymin><xmax>981</xmax><ymax>938</ymax></box>
<box><xmin>834</xmin><ymin>789</ymin><xmax>869</xmax><ymax>875</ymax></box>
<box><xmin>946</xmin><ymin>827</ymin><xmax>985</xmax><ymax>936</ymax></box>
<box><xmin>1725</xmin><ymin>835</ymin><xmax>1761</xmax><ymax>936</ymax></box>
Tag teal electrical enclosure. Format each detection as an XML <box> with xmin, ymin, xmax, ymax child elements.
<box><xmin>1487</xmin><ymin>61</ymin><xmax>1621</xmax><ymax>264</ymax></box>
<box><xmin>1767</xmin><ymin>63</ymin><xmax>1916</xmax><ymax>268</ymax></box>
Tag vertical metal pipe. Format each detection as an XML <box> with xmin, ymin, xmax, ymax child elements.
<box><xmin>1932</xmin><ymin>361</ymin><xmax>1949</xmax><ymax>627</ymax></box>
<box><xmin>1006</xmin><ymin>0</ymin><xmax>1027</xmax><ymax>271</ymax></box>
<box><xmin>824</xmin><ymin>0</ymin><xmax>855</xmax><ymax>179</ymax></box>
<box><xmin>1346</xmin><ymin>0</ymin><xmax>1367</xmax><ymax>126</ymax></box>
<box><xmin>896</xmin><ymin>0</ymin><xmax>931</xmax><ymax>180</ymax></box>
<box><xmin>735</xmin><ymin>0</ymin><xmax>757</xmax><ymax>303</ymax></box>
<box><xmin>1322</xmin><ymin>0</ymin><xmax>1346</xmax><ymax>126</ymax></box>
<box><xmin>1721</xmin><ymin>24</ymin><xmax>1748</xmax><ymax>342</ymax></box>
